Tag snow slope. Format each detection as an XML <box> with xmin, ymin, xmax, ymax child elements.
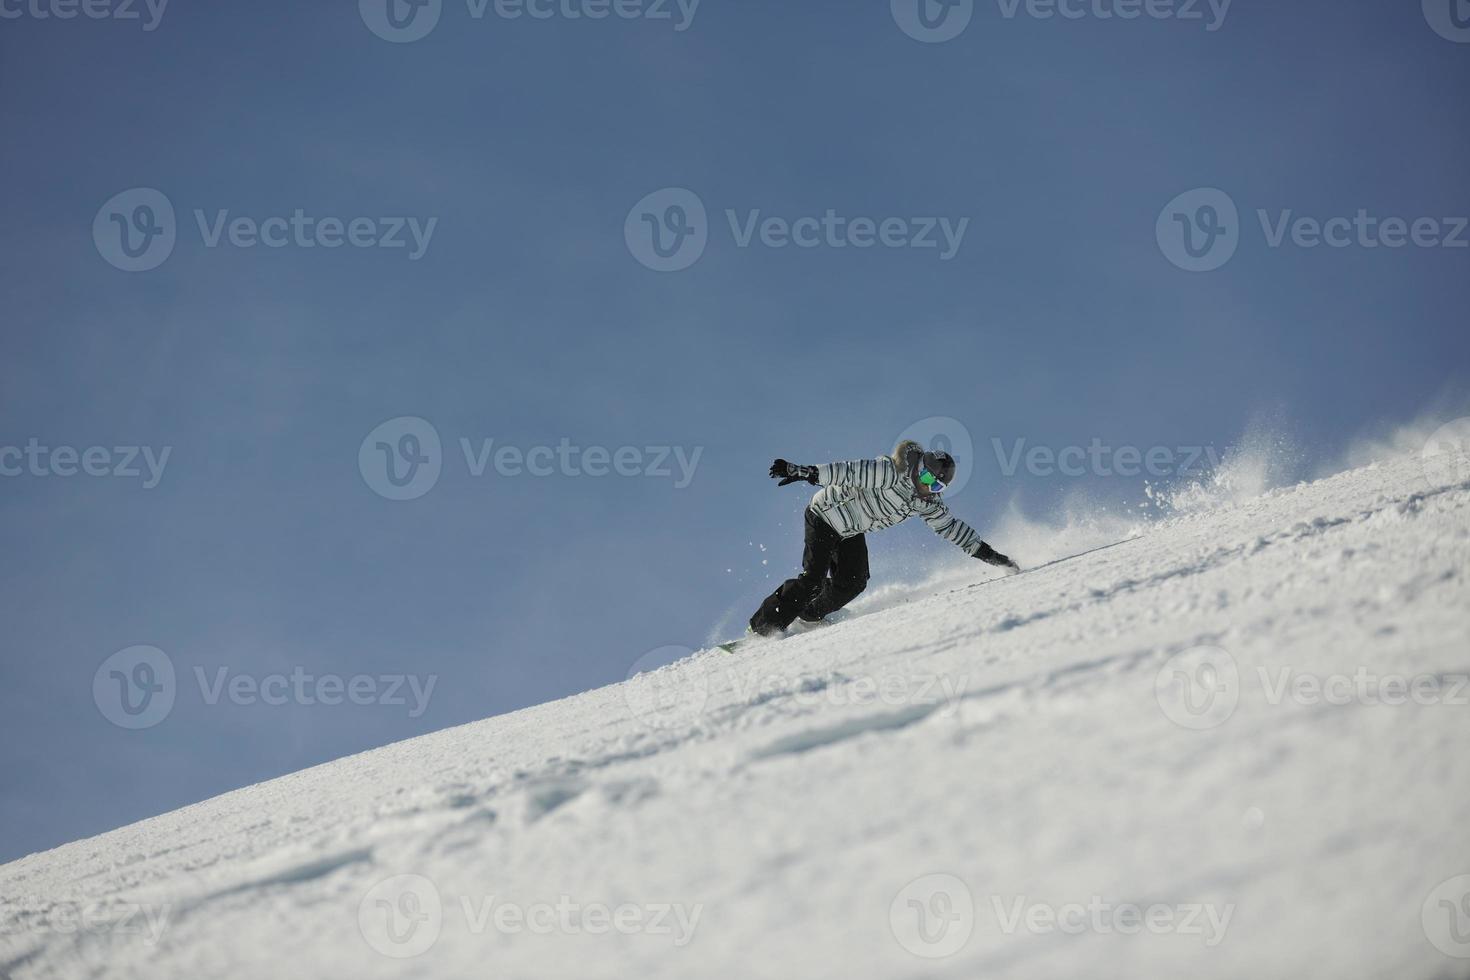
<box><xmin>3</xmin><ymin>450</ymin><xmax>1469</xmax><ymax>980</ymax></box>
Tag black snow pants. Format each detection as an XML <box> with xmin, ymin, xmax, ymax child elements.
<box><xmin>749</xmin><ymin>507</ymin><xmax>870</xmax><ymax>635</ymax></box>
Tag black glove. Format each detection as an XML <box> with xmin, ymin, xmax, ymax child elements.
<box><xmin>769</xmin><ymin>458</ymin><xmax>818</xmax><ymax>487</ymax></box>
<box><xmin>975</xmin><ymin>542</ymin><xmax>1020</xmax><ymax>571</ymax></box>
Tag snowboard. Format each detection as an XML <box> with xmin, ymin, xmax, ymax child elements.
<box><xmin>716</xmin><ymin>617</ymin><xmax>834</xmax><ymax>654</ymax></box>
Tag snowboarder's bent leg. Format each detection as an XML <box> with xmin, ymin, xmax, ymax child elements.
<box><xmin>800</xmin><ymin>532</ymin><xmax>869</xmax><ymax>622</ymax></box>
<box><xmin>749</xmin><ymin>509</ymin><xmax>842</xmax><ymax>635</ymax></box>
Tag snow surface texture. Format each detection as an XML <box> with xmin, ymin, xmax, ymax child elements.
<box><xmin>3</xmin><ymin>448</ymin><xmax>1469</xmax><ymax>979</ymax></box>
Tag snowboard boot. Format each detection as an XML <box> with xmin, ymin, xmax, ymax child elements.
<box><xmin>748</xmin><ymin>619</ymin><xmax>783</xmax><ymax>638</ymax></box>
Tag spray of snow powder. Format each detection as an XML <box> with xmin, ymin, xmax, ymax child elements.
<box><xmin>708</xmin><ymin>407</ymin><xmax>1467</xmax><ymax>646</ymax></box>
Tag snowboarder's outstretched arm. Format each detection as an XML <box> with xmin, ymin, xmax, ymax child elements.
<box><xmin>916</xmin><ymin>498</ymin><xmax>1020</xmax><ymax>571</ymax></box>
<box><xmin>769</xmin><ymin>457</ymin><xmax>899</xmax><ymax>489</ymax></box>
<box><xmin>769</xmin><ymin>458</ymin><xmax>819</xmax><ymax>486</ymax></box>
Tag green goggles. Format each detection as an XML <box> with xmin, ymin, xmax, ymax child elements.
<box><xmin>918</xmin><ymin>468</ymin><xmax>947</xmax><ymax>493</ymax></box>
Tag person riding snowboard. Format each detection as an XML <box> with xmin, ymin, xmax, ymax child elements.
<box><xmin>749</xmin><ymin>440</ymin><xmax>1020</xmax><ymax>636</ymax></box>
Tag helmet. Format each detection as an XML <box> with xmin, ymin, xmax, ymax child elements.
<box><xmin>918</xmin><ymin>450</ymin><xmax>956</xmax><ymax>490</ymax></box>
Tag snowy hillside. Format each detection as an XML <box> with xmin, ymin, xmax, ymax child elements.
<box><xmin>3</xmin><ymin>449</ymin><xmax>1469</xmax><ymax>980</ymax></box>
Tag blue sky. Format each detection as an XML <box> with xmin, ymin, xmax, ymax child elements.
<box><xmin>0</xmin><ymin>0</ymin><xmax>1466</xmax><ymax>863</ymax></box>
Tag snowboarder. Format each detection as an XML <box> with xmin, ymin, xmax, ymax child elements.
<box><xmin>749</xmin><ymin>440</ymin><xmax>1020</xmax><ymax>636</ymax></box>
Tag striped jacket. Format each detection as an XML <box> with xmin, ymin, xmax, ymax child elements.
<box><xmin>809</xmin><ymin>457</ymin><xmax>988</xmax><ymax>556</ymax></box>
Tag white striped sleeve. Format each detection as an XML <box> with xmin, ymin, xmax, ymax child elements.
<box><xmin>916</xmin><ymin>498</ymin><xmax>985</xmax><ymax>555</ymax></box>
<box><xmin>814</xmin><ymin>457</ymin><xmax>898</xmax><ymax>489</ymax></box>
